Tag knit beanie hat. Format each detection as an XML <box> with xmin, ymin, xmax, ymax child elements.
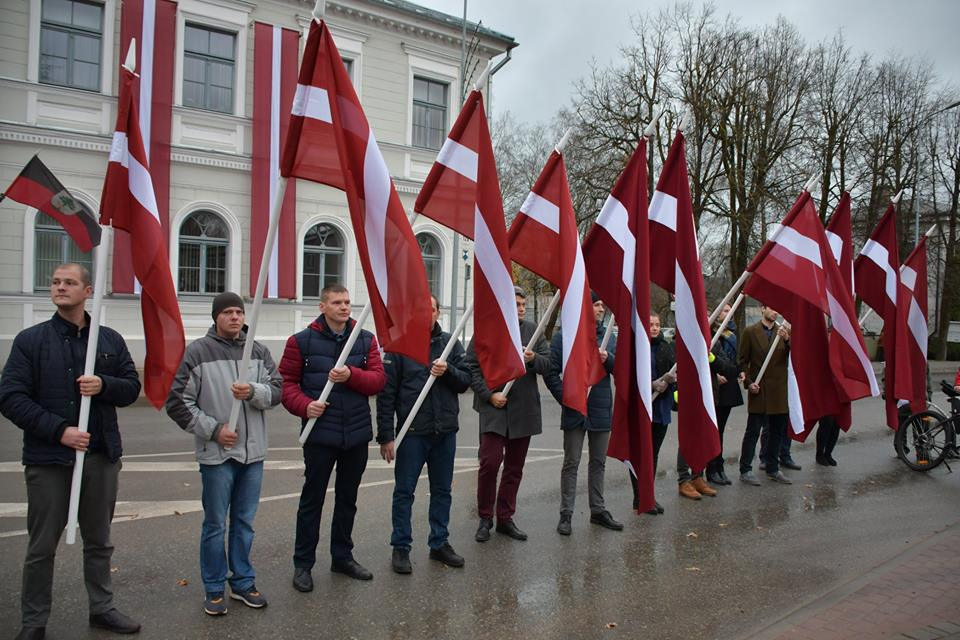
<box><xmin>212</xmin><ymin>292</ymin><xmax>244</xmax><ymax>320</ymax></box>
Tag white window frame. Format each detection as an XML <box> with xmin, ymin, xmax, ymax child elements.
<box><xmin>402</xmin><ymin>43</ymin><xmax>459</xmax><ymax>149</ymax></box>
<box><xmin>412</xmin><ymin>221</ymin><xmax>452</xmax><ymax>310</ymax></box>
<box><xmin>22</xmin><ymin>187</ymin><xmax>101</xmax><ymax>294</ymax></box>
<box><xmin>169</xmin><ymin>201</ymin><xmax>242</xmax><ymax>295</ymax></box>
<box><xmin>296</xmin><ymin>214</ymin><xmax>356</xmax><ymax>303</ymax></box>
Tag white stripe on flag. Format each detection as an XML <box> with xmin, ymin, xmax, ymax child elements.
<box><xmin>362</xmin><ymin>130</ymin><xmax>391</xmax><ymax>306</ymax></box>
<box><xmin>595</xmin><ymin>195</ymin><xmax>635</xmax><ymax>294</ymax></box>
<box><xmin>826</xmin><ymin>289</ymin><xmax>880</xmax><ymax>396</ymax></box>
<box><xmin>474</xmin><ymin>206</ymin><xmax>524</xmax><ymax>360</ymax></box>
<box><xmin>787</xmin><ymin>355</ymin><xmax>805</xmax><ymax>435</ymax></box>
<box><xmin>267</xmin><ymin>26</ymin><xmax>281</xmax><ymax>299</ymax></box>
<box><xmin>128</xmin><ymin>154</ymin><xmax>161</xmax><ymax>223</ymax></box>
<box><xmin>860</xmin><ymin>239</ymin><xmax>898</xmax><ymax>306</ymax></box>
<box><xmin>908</xmin><ymin>298</ymin><xmax>927</xmax><ymax>354</ymax></box>
<box><xmin>649</xmin><ymin>191</ymin><xmax>678</xmax><ymax>232</ymax></box>
<box><xmin>139</xmin><ymin>0</ymin><xmax>155</xmax><ymax>156</ymax></box>
<box><xmin>109</xmin><ymin>132</ymin><xmax>129</xmax><ymax>166</ymax></box>
<box><xmin>631</xmin><ymin>305</ymin><xmax>653</xmax><ymax>416</ymax></box>
<box><xmin>673</xmin><ymin>263</ymin><xmax>718</xmax><ymax>426</ymax></box>
<box><xmin>774</xmin><ymin>226</ymin><xmax>823</xmax><ymax>268</ymax></box>
<box><xmin>292</xmin><ymin>84</ymin><xmax>332</xmax><ymax>123</ymax></box>
<box><xmin>826</xmin><ymin>229</ymin><xmax>843</xmax><ymax>265</ymax></box>
<box><xmin>436</xmin><ymin>138</ymin><xmax>478</xmax><ymax>182</ymax></box>
<box><xmin>901</xmin><ymin>266</ymin><xmax>917</xmax><ymax>292</ymax></box>
<box><xmin>519</xmin><ymin>191</ymin><xmax>559</xmax><ymax>233</ymax></box>
<box><xmin>560</xmin><ymin>246</ymin><xmax>586</xmax><ymax>371</ymax></box>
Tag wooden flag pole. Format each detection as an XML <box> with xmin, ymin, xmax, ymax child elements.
<box><xmin>754</xmin><ymin>322</ymin><xmax>785</xmax><ymax>386</ymax></box>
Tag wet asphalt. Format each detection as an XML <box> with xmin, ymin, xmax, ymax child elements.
<box><xmin>1</xmin><ymin>379</ymin><xmax>959</xmax><ymax>640</ymax></box>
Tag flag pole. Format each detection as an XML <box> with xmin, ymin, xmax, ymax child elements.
<box><xmin>754</xmin><ymin>326</ymin><xmax>783</xmax><ymax>386</ymax></box>
<box><xmin>65</xmin><ymin>226</ymin><xmax>113</xmax><ymax>545</ymax></box>
<box><xmin>599</xmin><ymin>316</ymin><xmax>616</xmax><ymax>351</ymax></box>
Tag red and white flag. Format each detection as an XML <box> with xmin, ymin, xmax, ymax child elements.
<box><xmin>251</xmin><ymin>23</ymin><xmax>299</xmax><ymax>299</ymax></box>
<box><xmin>824</xmin><ymin>192</ymin><xmax>855</xmax><ymax>430</ymax></box>
<box><xmin>415</xmin><ymin>90</ymin><xmax>525</xmax><ymax>388</ymax></box>
<box><xmin>582</xmin><ymin>140</ymin><xmax>655</xmax><ymax>513</ymax></box>
<box><xmin>649</xmin><ymin>131</ymin><xmax>719</xmax><ymax>473</ymax></box>
<box><xmin>854</xmin><ymin>204</ymin><xmax>902</xmax><ymax>428</ymax></box>
<box><xmin>114</xmin><ymin>0</ymin><xmax>176</xmax><ymax>294</ymax></box>
<box><xmin>281</xmin><ymin>19</ymin><xmax>432</xmax><ymax>365</ymax></box>
<box><xmin>507</xmin><ymin>150</ymin><xmax>603</xmax><ymax>414</ymax></box>
<box><xmin>894</xmin><ymin>236</ymin><xmax>929</xmax><ymax>412</ymax></box>
<box><xmin>100</xmin><ymin>66</ymin><xmax>184</xmax><ymax>408</ymax></box>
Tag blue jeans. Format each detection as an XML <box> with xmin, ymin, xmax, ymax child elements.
<box><xmin>391</xmin><ymin>432</ymin><xmax>456</xmax><ymax>550</ymax></box>
<box><xmin>199</xmin><ymin>459</ymin><xmax>263</xmax><ymax>595</ymax></box>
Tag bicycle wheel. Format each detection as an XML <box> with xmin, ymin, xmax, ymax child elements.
<box><xmin>895</xmin><ymin>411</ymin><xmax>953</xmax><ymax>471</ymax></box>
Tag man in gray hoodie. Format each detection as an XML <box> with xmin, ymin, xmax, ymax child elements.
<box><xmin>166</xmin><ymin>292</ymin><xmax>282</xmax><ymax>617</ymax></box>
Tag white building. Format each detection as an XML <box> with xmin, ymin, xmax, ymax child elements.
<box><xmin>0</xmin><ymin>0</ymin><xmax>516</xmax><ymax>365</ymax></box>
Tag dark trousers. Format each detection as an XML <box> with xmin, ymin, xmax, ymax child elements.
<box><xmin>740</xmin><ymin>413</ymin><xmax>788</xmax><ymax>474</ymax></box>
<box><xmin>391</xmin><ymin>432</ymin><xmax>456</xmax><ymax>551</ymax></box>
<box><xmin>817</xmin><ymin>416</ymin><xmax>840</xmax><ymax>458</ymax></box>
<box><xmin>631</xmin><ymin>422</ymin><xmax>668</xmax><ymax>508</ymax></box>
<box><xmin>477</xmin><ymin>432</ymin><xmax>530</xmax><ymax>522</ymax></box>
<box><xmin>707</xmin><ymin>405</ymin><xmax>733</xmax><ymax>475</ymax></box>
<box><xmin>294</xmin><ymin>442</ymin><xmax>368</xmax><ymax>568</ymax></box>
<box><xmin>22</xmin><ymin>453</ymin><xmax>119</xmax><ymax>627</ymax></box>
<box><xmin>760</xmin><ymin>419</ymin><xmax>793</xmax><ymax>462</ymax></box>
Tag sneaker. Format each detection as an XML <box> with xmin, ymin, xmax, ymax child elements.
<box><xmin>557</xmin><ymin>513</ymin><xmax>572</xmax><ymax>536</ymax></box>
<box><xmin>590</xmin><ymin>510</ymin><xmax>624</xmax><ymax>531</ymax></box>
<box><xmin>740</xmin><ymin>471</ymin><xmax>762</xmax><ymax>486</ymax></box>
<box><xmin>780</xmin><ymin>458</ymin><xmax>802</xmax><ymax>471</ymax></box>
<box><xmin>429</xmin><ymin>543</ymin><xmax>465</xmax><ymax>568</ymax></box>
<box><xmin>204</xmin><ymin>593</ymin><xmax>228</xmax><ymax>616</ymax></box>
<box><xmin>767</xmin><ymin>471</ymin><xmax>793</xmax><ymax>484</ymax></box>
<box><xmin>392</xmin><ymin>547</ymin><xmax>412</xmax><ymax>574</ymax></box>
<box><xmin>292</xmin><ymin>567</ymin><xmax>313</xmax><ymax>592</ymax></box>
<box><xmin>230</xmin><ymin>586</ymin><xmax>267</xmax><ymax>608</ymax></box>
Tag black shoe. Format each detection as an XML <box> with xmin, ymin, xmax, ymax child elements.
<box><xmin>590</xmin><ymin>510</ymin><xmax>624</xmax><ymax>531</ymax></box>
<box><xmin>392</xmin><ymin>547</ymin><xmax>412</xmax><ymax>574</ymax></box>
<box><xmin>293</xmin><ymin>567</ymin><xmax>313</xmax><ymax>592</ymax></box>
<box><xmin>15</xmin><ymin>628</ymin><xmax>45</xmax><ymax>640</ymax></box>
<box><xmin>780</xmin><ymin>458</ymin><xmax>802</xmax><ymax>471</ymax></box>
<box><xmin>331</xmin><ymin>557</ymin><xmax>373</xmax><ymax>581</ymax></box>
<box><xmin>656</xmin><ymin>501</ymin><xmax>664</xmax><ymax>514</ymax></box>
<box><xmin>718</xmin><ymin>470</ymin><xmax>733</xmax><ymax>485</ymax></box>
<box><xmin>475</xmin><ymin>517</ymin><xmax>493</xmax><ymax>542</ymax></box>
<box><xmin>706</xmin><ymin>470</ymin><xmax>725</xmax><ymax>485</ymax></box>
<box><xmin>495</xmin><ymin>520</ymin><xmax>528</xmax><ymax>541</ymax></box>
<box><xmin>827</xmin><ymin>455</ymin><xmax>837</xmax><ymax>466</ymax></box>
<box><xmin>816</xmin><ymin>454</ymin><xmax>831</xmax><ymax>466</ymax></box>
<box><xmin>557</xmin><ymin>513</ymin><xmax>572</xmax><ymax>536</ymax></box>
<box><xmin>429</xmin><ymin>543</ymin><xmax>465</xmax><ymax>568</ymax></box>
<box><xmin>89</xmin><ymin>609</ymin><xmax>141</xmax><ymax>634</ymax></box>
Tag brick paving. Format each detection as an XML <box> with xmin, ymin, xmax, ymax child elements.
<box><xmin>751</xmin><ymin>526</ymin><xmax>960</xmax><ymax>639</ymax></box>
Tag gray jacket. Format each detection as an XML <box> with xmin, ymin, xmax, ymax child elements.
<box><xmin>166</xmin><ymin>326</ymin><xmax>282</xmax><ymax>465</ymax></box>
<box><xmin>466</xmin><ymin>319</ymin><xmax>552</xmax><ymax>439</ymax></box>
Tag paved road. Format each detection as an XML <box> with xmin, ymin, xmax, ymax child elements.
<box><xmin>1</xmin><ymin>382</ymin><xmax>959</xmax><ymax>639</ymax></box>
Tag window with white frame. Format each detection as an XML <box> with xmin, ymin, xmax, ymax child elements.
<box><xmin>341</xmin><ymin>56</ymin><xmax>354</xmax><ymax>81</ymax></box>
<box><xmin>34</xmin><ymin>210</ymin><xmax>94</xmax><ymax>290</ymax></box>
<box><xmin>417</xmin><ymin>232</ymin><xmax>442</xmax><ymax>297</ymax></box>
<box><xmin>182</xmin><ymin>23</ymin><xmax>236</xmax><ymax>114</ymax></box>
<box><xmin>303</xmin><ymin>223</ymin><xmax>345</xmax><ymax>298</ymax></box>
<box><xmin>178</xmin><ymin>210</ymin><xmax>228</xmax><ymax>294</ymax></box>
<box><xmin>412</xmin><ymin>76</ymin><xmax>448</xmax><ymax>150</ymax></box>
<box><xmin>39</xmin><ymin>0</ymin><xmax>103</xmax><ymax>91</ymax></box>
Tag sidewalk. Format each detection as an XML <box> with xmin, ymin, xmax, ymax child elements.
<box><xmin>746</xmin><ymin>521</ymin><xmax>960</xmax><ymax>640</ymax></box>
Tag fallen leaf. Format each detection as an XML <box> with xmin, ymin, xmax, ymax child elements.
<box><xmin>718</xmin><ymin>523</ymin><xmax>728</xmax><ymax>528</ymax></box>
<box><xmin>176</xmin><ymin>579</ymin><xmax>189</xmax><ymax>587</ymax></box>
<box><xmin>174</xmin><ymin>511</ymin><xmax>183</xmax><ymax>516</ymax></box>
<box><xmin>110</xmin><ymin>567</ymin><xmax>119</xmax><ymax>573</ymax></box>
<box><xmin>804</xmin><ymin>484</ymin><xmax>814</xmax><ymax>488</ymax></box>
<box><xmin>685</xmin><ymin>566</ymin><xmax>701</xmax><ymax>571</ymax></box>
<box><xmin>686</xmin><ymin>531</ymin><xmax>698</xmax><ymax>539</ymax></box>
<box><xmin>183</xmin><ymin>483</ymin><xmax>190</xmax><ymax>487</ymax></box>
<box><xmin>605</xmin><ymin>622</ymin><xmax>618</xmax><ymax>629</ymax></box>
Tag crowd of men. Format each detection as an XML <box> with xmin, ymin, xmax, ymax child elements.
<box><xmin>4</xmin><ymin>263</ymin><xmax>955</xmax><ymax>639</ymax></box>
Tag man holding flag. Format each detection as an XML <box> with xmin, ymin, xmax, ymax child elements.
<box><xmin>0</xmin><ymin>263</ymin><xmax>142</xmax><ymax>639</ymax></box>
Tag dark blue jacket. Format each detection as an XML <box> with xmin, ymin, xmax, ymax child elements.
<box><xmin>0</xmin><ymin>312</ymin><xmax>141</xmax><ymax>465</ymax></box>
<box><xmin>545</xmin><ymin>323</ymin><xmax>616</xmax><ymax>431</ymax></box>
<box><xmin>651</xmin><ymin>335</ymin><xmax>675</xmax><ymax>425</ymax></box>
<box><xmin>279</xmin><ymin>315</ymin><xmax>386</xmax><ymax>449</ymax></box>
<box><xmin>376</xmin><ymin>322</ymin><xmax>470</xmax><ymax>442</ymax></box>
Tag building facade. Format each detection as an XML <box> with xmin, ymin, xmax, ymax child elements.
<box><xmin>0</xmin><ymin>0</ymin><xmax>516</xmax><ymax>364</ymax></box>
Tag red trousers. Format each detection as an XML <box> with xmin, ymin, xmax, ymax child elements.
<box><xmin>477</xmin><ymin>432</ymin><xmax>530</xmax><ymax>521</ymax></box>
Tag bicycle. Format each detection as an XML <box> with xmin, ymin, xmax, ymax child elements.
<box><xmin>894</xmin><ymin>380</ymin><xmax>960</xmax><ymax>472</ymax></box>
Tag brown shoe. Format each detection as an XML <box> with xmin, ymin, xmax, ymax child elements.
<box><xmin>678</xmin><ymin>481</ymin><xmax>701</xmax><ymax>500</ymax></box>
<box><xmin>691</xmin><ymin>476</ymin><xmax>717</xmax><ymax>497</ymax></box>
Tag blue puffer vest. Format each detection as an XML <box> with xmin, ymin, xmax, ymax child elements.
<box><xmin>295</xmin><ymin>318</ymin><xmax>374</xmax><ymax>449</ymax></box>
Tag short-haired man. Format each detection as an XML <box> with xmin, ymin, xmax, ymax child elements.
<box><xmin>377</xmin><ymin>294</ymin><xmax>471</xmax><ymax>574</ymax></box>
<box><xmin>279</xmin><ymin>285</ymin><xmax>386</xmax><ymax>590</ymax></box>
<box><xmin>545</xmin><ymin>293</ymin><xmax>623</xmax><ymax>535</ymax></box>
<box><xmin>468</xmin><ymin>286</ymin><xmax>552</xmax><ymax>543</ymax></box>
<box><xmin>738</xmin><ymin>305</ymin><xmax>792</xmax><ymax>485</ymax></box>
<box><xmin>0</xmin><ymin>264</ymin><xmax>142</xmax><ymax>639</ymax></box>
<box><xmin>165</xmin><ymin>292</ymin><xmax>282</xmax><ymax>616</ymax></box>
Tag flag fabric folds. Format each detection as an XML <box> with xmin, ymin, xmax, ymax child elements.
<box><xmin>854</xmin><ymin>204</ymin><xmax>903</xmax><ymax>428</ymax></box>
<box><xmin>649</xmin><ymin>132</ymin><xmax>720</xmax><ymax>472</ymax></box>
<box><xmin>895</xmin><ymin>236</ymin><xmax>929</xmax><ymax>412</ymax></box>
<box><xmin>281</xmin><ymin>19</ymin><xmax>432</xmax><ymax>365</ymax></box>
<box><xmin>508</xmin><ymin>150</ymin><xmax>603</xmax><ymax>414</ymax></box>
<box><xmin>251</xmin><ymin>22</ymin><xmax>299</xmax><ymax>299</ymax></box>
<box><xmin>100</xmin><ymin>66</ymin><xmax>184</xmax><ymax>408</ymax></box>
<box><xmin>414</xmin><ymin>89</ymin><xmax>525</xmax><ymax>388</ymax></box>
<box><xmin>825</xmin><ymin>192</ymin><xmax>855</xmax><ymax>431</ymax></box>
<box><xmin>2</xmin><ymin>155</ymin><xmax>101</xmax><ymax>251</ymax></box>
<box><xmin>581</xmin><ymin>140</ymin><xmax>655</xmax><ymax>514</ymax></box>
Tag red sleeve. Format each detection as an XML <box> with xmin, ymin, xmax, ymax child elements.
<box><xmin>345</xmin><ymin>334</ymin><xmax>387</xmax><ymax>396</ymax></box>
<box><xmin>279</xmin><ymin>335</ymin><xmax>312</xmax><ymax>418</ymax></box>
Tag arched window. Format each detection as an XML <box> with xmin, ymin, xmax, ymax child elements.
<box><xmin>303</xmin><ymin>222</ymin><xmax>345</xmax><ymax>298</ymax></box>
<box><xmin>417</xmin><ymin>232</ymin><xmax>442</xmax><ymax>297</ymax></box>
<box><xmin>178</xmin><ymin>210</ymin><xmax>228</xmax><ymax>294</ymax></box>
<box><xmin>34</xmin><ymin>210</ymin><xmax>94</xmax><ymax>290</ymax></box>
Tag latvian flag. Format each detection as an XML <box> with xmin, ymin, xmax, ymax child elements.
<box><xmin>251</xmin><ymin>23</ymin><xmax>299</xmax><ymax>299</ymax></box>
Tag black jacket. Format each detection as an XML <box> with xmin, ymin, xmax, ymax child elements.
<box><xmin>712</xmin><ymin>330</ymin><xmax>743</xmax><ymax>408</ymax></box>
<box><xmin>0</xmin><ymin>312</ymin><xmax>141</xmax><ymax>465</ymax></box>
<box><xmin>376</xmin><ymin>323</ymin><xmax>471</xmax><ymax>443</ymax></box>
<box><xmin>544</xmin><ymin>323</ymin><xmax>616</xmax><ymax>431</ymax></box>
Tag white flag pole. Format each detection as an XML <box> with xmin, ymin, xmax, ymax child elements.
<box><xmin>501</xmin><ymin>288</ymin><xmax>560</xmax><ymax>397</ymax></box>
<box><xmin>65</xmin><ymin>226</ymin><xmax>113</xmax><ymax>545</ymax></box>
<box><xmin>599</xmin><ymin>316</ymin><xmax>616</xmax><ymax>352</ymax></box>
<box><xmin>754</xmin><ymin>329</ymin><xmax>783</xmax><ymax>386</ymax></box>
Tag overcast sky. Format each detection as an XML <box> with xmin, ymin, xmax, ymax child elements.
<box><xmin>417</xmin><ymin>0</ymin><xmax>960</xmax><ymax>125</ymax></box>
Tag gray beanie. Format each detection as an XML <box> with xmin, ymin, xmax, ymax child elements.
<box><xmin>212</xmin><ymin>292</ymin><xmax>244</xmax><ymax>320</ymax></box>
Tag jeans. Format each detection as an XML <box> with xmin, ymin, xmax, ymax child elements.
<box><xmin>559</xmin><ymin>427</ymin><xmax>610</xmax><ymax>515</ymax></box>
<box><xmin>760</xmin><ymin>420</ymin><xmax>793</xmax><ymax>462</ymax></box>
<box><xmin>199</xmin><ymin>459</ymin><xmax>263</xmax><ymax>595</ymax></box>
<box><xmin>294</xmin><ymin>443</ymin><xmax>368</xmax><ymax>568</ymax></box>
<box><xmin>707</xmin><ymin>405</ymin><xmax>733</xmax><ymax>475</ymax></box>
<box><xmin>391</xmin><ymin>431</ymin><xmax>456</xmax><ymax>551</ymax></box>
<box><xmin>477</xmin><ymin>432</ymin><xmax>530</xmax><ymax>522</ymax></box>
<box><xmin>741</xmin><ymin>413</ymin><xmax>788</xmax><ymax>474</ymax></box>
